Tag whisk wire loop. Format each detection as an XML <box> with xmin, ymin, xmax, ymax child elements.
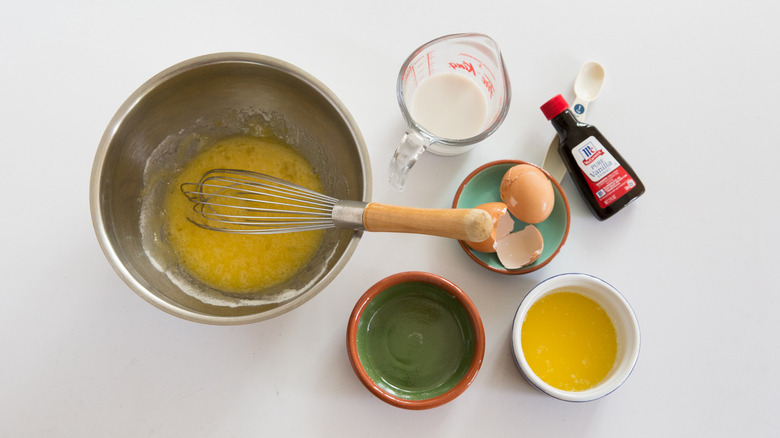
<box><xmin>181</xmin><ymin>169</ymin><xmax>341</xmax><ymax>234</ymax></box>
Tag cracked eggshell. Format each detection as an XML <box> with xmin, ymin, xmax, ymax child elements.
<box><xmin>453</xmin><ymin>159</ymin><xmax>571</xmax><ymax>275</ymax></box>
<box><xmin>500</xmin><ymin>164</ymin><xmax>555</xmax><ymax>224</ymax></box>
<box><xmin>496</xmin><ymin>225</ymin><xmax>544</xmax><ymax>269</ymax></box>
<box><xmin>465</xmin><ymin>202</ymin><xmax>512</xmax><ymax>253</ymax></box>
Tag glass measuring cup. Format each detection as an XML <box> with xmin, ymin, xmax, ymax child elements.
<box><xmin>388</xmin><ymin>33</ymin><xmax>511</xmax><ymax>191</ymax></box>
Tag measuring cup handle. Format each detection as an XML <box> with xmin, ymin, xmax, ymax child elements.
<box><xmin>388</xmin><ymin>129</ymin><xmax>431</xmax><ymax>191</ymax></box>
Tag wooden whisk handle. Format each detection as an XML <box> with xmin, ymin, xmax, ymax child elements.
<box><xmin>362</xmin><ymin>203</ymin><xmax>492</xmax><ymax>242</ymax></box>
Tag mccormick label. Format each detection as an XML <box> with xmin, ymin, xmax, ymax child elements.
<box><xmin>572</xmin><ymin>136</ymin><xmax>636</xmax><ymax>208</ymax></box>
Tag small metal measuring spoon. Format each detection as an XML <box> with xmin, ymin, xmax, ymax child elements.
<box><xmin>541</xmin><ymin>61</ymin><xmax>606</xmax><ymax>183</ymax></box>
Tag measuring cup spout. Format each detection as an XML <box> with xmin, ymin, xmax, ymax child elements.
<box><xmin>388</xmin><ymin>130</ymin><xmax>431</xmax><ymax>191</ymax></box>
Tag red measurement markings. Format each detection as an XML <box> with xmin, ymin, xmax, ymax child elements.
<box><xmin>403</xmin><ymin>65</ymin><xmax>419</xmax><ymax>86</ymax></box>
<box><xmin>448</xmin><ymin>60</ymin><xmax>476</xmax><ymax>76</ymax></box>
<box><xmin>448</xmin><ymin>54</ymin><xmax>496</xmax><ymax>99</ymax></box>
<box><xmin>481</xmin><ymin>75</ymin><xmax>495</xmax><ymax>99</ymax></box>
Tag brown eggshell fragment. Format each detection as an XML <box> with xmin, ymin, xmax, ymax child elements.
<box><xmin>465</xmin><ymin>202</ymin><xmax>512</xmax><ymax>253</ymax></box>
<box><xmin>495</xmin><ymin>225</ymin><xmax>544</xmax><ymax>269</ymax></box>
<box><xmin>499</xmin><ymin>164</ymin><xmax>555</xmax><ymax>224</ymax></box>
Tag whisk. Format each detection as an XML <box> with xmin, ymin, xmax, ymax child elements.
<box><xmin>180</xmin><ymin>169</ymin><xmax>492</xmax><ymax>242</ymax></box>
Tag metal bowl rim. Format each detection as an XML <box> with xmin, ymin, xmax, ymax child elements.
<box><xmin>89</xmin><ymin>52</ymin><xmax>372</xmax><ymax>325</ymax></box>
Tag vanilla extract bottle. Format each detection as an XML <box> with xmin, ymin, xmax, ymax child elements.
<box><xmin>541</xmin><ymin>94</ymin><xmax>645</xmax><ymax>220</ymax></box>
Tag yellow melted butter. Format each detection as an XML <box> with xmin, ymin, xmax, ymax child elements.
<box><xmin>521</xmin><ymin>292</ymin><xmax>617</xmax><ymax>391</ymax></box>
<box><xmin>163</xmin><ymin>136</ymin><xmax>324</xmax><ymax>294</ymax></box>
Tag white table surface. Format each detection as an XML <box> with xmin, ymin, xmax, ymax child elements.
<box><xmin>2</xmin><ymin>1</ymin><xmax>778</xmax><ymax>436</ymax></box>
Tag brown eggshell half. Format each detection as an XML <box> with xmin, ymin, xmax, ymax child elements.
<box><xmin>465</xmin><ymin>202</ymin><xmax>511</xmax><ymax>253</ymax></box>
<box><xmin>499</xmin><ymin>164</ymin><xmax>555</xmax><ymax>224</ymax></box>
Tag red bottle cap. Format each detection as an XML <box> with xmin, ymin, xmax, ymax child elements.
<box><xmin>541</xmin><ymin>94</ymin><xmax>569</xmax><ymax>120</ymax></box>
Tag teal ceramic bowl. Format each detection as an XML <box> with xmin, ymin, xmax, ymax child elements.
<box><xmin>346</xmin><ymin>272</ymin><xmax>485</xmax><ymax>410</ymax></box>
<box><xmin>452</xmin><ymin>159</ymin><xmax>570</xmax><ymax>274</ymax></box>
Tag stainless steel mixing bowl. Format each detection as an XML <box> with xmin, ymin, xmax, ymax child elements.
<box><xmin>90</xmin><ymin>53</ymin><xmax>371</xmax><ymax>324</ymax></box>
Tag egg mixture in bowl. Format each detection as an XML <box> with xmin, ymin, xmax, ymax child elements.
<box><xmin>162</xmin><ymin>136</ymin><xmax>326</xmax><ymax>294</ymax></box>
<box><xmin>140</xmin><ymin>108</ymin><xmax>361</xmax><ymax>311</ymax></box>
<box><xmin>91</xmin><ymin>53</ymin><xmax>371</xmax><ymax>324</ymax></box>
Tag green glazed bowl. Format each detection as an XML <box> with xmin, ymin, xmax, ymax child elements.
<box><xmin>346</xmin><ymin>271</ymin><xmax>485</xmax><ymax>410</ymax></box>
<box><xmin>452</xmin><ymin>159</ymin><xmax>570</xmax><ymax>275</ymax></box>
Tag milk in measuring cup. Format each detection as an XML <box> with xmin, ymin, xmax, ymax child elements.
<box><xmin>410</xmin><ymin>73</ymin><xmax>488</xmax><ymax>140</ymax></box>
